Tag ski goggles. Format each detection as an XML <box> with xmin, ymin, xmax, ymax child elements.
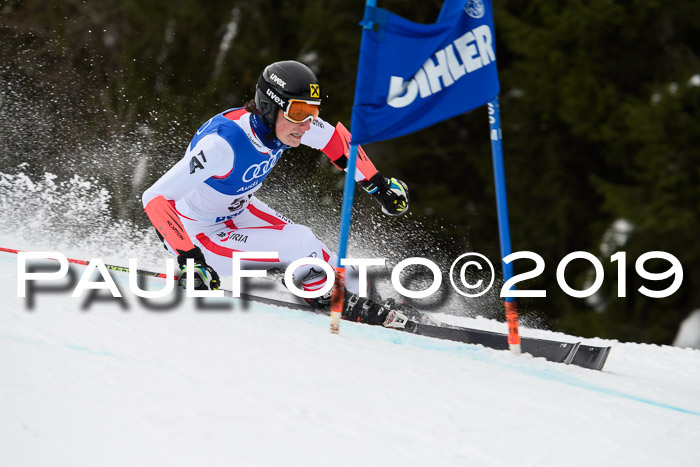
<box><xmin>283</xmin><ymin>99</ymin><xmax>320</xmax><ymax>124</ymax></box>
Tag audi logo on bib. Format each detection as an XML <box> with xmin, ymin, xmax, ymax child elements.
<box><xmin>242</xmin><ymin>152</ymin><xmax>281</xmax><ymax>183</ymax></box>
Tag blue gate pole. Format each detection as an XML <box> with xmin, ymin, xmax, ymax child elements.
<box><xmin>488</xmin><ymin>97</ymin><xmax>521</xmax><ymax>354</ymax></box>
<box><xmin>330</xmin><ymin>0</ymin><xmax>377</xmax><ymax>334</ymax></box>
<box><xmin>328</xmin><ymin>143</ymin><xmax>360</xmax><ymax>334</ymax></box>
<box><xmin>336</xmin><ymin>144</ymin><xmax>360</xmax><ymax>264</ymax></box>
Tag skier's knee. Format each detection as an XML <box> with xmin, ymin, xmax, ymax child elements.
<box><xmin>286</xmin><ymin>225</ymin><xmax>323</xmax><ymax>255</ymax></box>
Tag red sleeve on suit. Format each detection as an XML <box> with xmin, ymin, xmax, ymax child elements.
<box><xmin>144</xmin><ymin>195</ymin><xmax>196</xmax><ymax>253</ymax></box>
<box><xmin>321</xmin><ymin>122</ymin><xmax>378</xmax><ymax>182</ymax></box>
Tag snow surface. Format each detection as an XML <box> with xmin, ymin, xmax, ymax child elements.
<box><xmin>2</xmin><ymin>249</ymin><xmax>700</xmax><ymax>467</ymax></box>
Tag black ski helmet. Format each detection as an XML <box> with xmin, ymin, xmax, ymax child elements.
<box><xmin>254</xmin><ymin>60</ymin><xmax>321</xmax><ymax>128</ymax></box>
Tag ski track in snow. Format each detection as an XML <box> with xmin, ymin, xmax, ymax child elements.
<box><xmin>1</xmin><ymin>249</ymin><xmax>700</xmax><ymax>467</ymax></box>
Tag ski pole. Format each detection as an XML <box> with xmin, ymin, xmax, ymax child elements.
<box><xmin>0</xmin><ymin>246</ymin><xmax>177</xmax><ymax>280</ymax></box>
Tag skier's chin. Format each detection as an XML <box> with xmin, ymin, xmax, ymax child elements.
<box><xmin>282</xmin><ymin>133</ymin><xmax>303</xmax><ymax>146</ymax></box>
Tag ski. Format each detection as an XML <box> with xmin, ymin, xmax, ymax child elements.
<box><xmin>224</xmin><ymin>290</ymin><xmax>612</xmax><ymax>371</ymax></box>
<box><xmin>412</xmin><ymin>323</ymin><xmax>610</xmax><ymax>370</ymax></box>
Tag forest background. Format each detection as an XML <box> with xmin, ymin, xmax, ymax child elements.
<box><xmin>1</xmin><ymin>0</ymin><xmax>698</xmax><ymax>344</ymax></box>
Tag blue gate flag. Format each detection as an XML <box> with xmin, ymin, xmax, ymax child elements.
<box><xmin>350</xmin><ymin>2</ymin><xmax>499</xmax><ymax>145</ymax></box>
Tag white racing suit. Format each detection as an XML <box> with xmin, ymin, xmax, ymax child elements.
<box><xmin>142</xmin><ymin>108</ymin><xmax>379</xmax><ymax>294</ymax></box>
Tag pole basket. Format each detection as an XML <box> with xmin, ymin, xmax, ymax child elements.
<box><xmin>330</xmin><ymin>267</ymin><xmax>346</xmax><ymax>334</ymax></box>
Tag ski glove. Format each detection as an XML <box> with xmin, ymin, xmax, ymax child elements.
<box><xmin>361</xmin><ymin>172</ymin><xmax>410</xmax><ymax>217</ymax></box>
<box><xmin>176</xmin><ymin>246</ymin><xmax>221</xmax><ymax>291</ymax></box>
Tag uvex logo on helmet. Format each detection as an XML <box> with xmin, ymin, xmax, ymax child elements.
<box><xmin>269</xmin><ymin>73</ymin><xmax>286</xmax><ymax>89</ymax></box>
<box><xmin>266</xmin><ymin>88</ymin><xmax>286</xmax><ymax>107</ymax></box>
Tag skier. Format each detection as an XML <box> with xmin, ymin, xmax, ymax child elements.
<box><xmin>142</xmin><ymin>60</ymin><xmax>412</xmax><ymax>328</ymax></box>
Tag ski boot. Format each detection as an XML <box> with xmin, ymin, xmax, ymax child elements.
<box><xmin>302</xmin><ymin>283</ymin><xmax>380</xmax><ymax>311</ymax></box>
<box><xmin>302</xmin><ymin>288</ymin><xmax>434</xmax><ymax>332</ymax></box>
<box><xmin>388</xmin><ymin>299</ymin><xmax>442</xmax><ymax>327</ymax></box>
<box><xmin>343</xmin><ymin>294</ymin><xmax>417</xmax><ymax>332</ymax></box>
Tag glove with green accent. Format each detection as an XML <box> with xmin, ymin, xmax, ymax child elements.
<box><xmin>176</xmin><ymin>246</ymin><xmax>221</xmax><ymax>290</ymax></box>
<box><xmin>361</xmin><ymin>172</ymin><xmax>410</xmax><ymax>217</ymax></box>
